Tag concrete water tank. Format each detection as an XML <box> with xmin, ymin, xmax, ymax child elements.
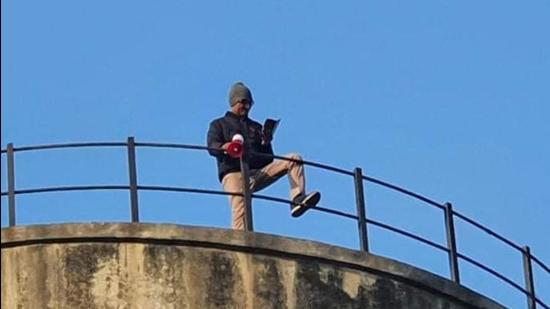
<box><xmin>1</xmin><ymin>223</ymin><xmax>504</xmax><ymax>308</ymax></box>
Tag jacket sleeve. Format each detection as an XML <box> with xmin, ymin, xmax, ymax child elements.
<box><xmin>207</xmin><ymin>120</ymin><xmax>225</xmax><ymax>157</ymax></box>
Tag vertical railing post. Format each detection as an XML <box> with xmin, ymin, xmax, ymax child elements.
<box><xmin>127</xmin><ymin>137</ymin><xmax>140</xmax><ymax>223</ymax></box>
<box><xmin>240</xmin><ymin>156</ymin><xmax>253</xmax><ymax>232</ymax></box>
<box><xmin>444</xmin><ymin>202</ymin><xmax>460</xmax><ymax>283</ymax></box>
<box><xmin>354</xmin><ymin>167</ymin><xmax>369</xmax><ymax>252</ymax></box>
<box><xmin>7</xmin><ymin>143</ymin><xmax>16</xmax><ymax>227</ymax></box>
<box><xmin>523</xmin><ymin>245</ymin><xmax>536</xmax><ymax>309</ymax></box>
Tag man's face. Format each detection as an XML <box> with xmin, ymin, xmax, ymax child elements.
<box><xmin>231</xmin><ymin>99</ymin><xmax>253</xmax><ymax>116</ymax></box>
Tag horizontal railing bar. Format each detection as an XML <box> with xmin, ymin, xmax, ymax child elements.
<box><xmin>314</xmin><ymin>206</ymin><xmax>359</xmax><ymax>220</ymax></box>
<box><xmin>300</xmin><ymin>160</ymin><xmax>355</xmax><ymax>176</ymax></box>
<box><xmin>531</xmin><ymin>254</ymin><xmax>550</xmax><ymax>275</ymax></box>
<box><xmin>139</xmin><ymin>187</ymin><xmax>354</xmax><ymax>212</ymax></box>
<box><xmin>137</xmin><ymin>185</ymin><xmax>236</xmax><ymax>197</ymax></box>
<box><xmin>452</xmin><ymin>210</ymin><xmax>524</xmax><ymax>253</ymax></box>
<box><xmin>367</xmin><ymin>218</ymin><xmax>449</xmax><ymax>252</ymax></box>
<box><xmin>1</xmin><ymin>142</ymin><xmax>127</xmax><ymax>153</ymax></box>
<box><xmin>270</xmin><ymin>154</ymin><xmax>354</xmax><ymax>176</ymax></box>
<box><xmin>139</xmin><ymin>187</ymin><xmax>358</xmax><ymax>212</ymax></box>
<box><xmin>535</xmin><ymin>296</ymin><xmax>550</xmax><ymax>309</ymax></box>
<box><xmin>0</xmin><ymin>184</ymin><xmax>361</xmax><ymax>222</ymax></box>
<box><xmin>252</xmin><ymin>192</ymin><xmax>360</xmax><ymax>220</ymax></box>
<box><xmin>251</xmin><ymin>193</ymin><xmax>294</xmax><ymax>205</ymax></box>
<box><xmin>0</xmin><ymin>142</ymin><xmax>223</xmax><ymax>154</ymax></box>
<box><xmin>250</xmin><ymin>193</ymin><xmax>360</xmax><ymax>220</ymax></box>
<box><xmin>538</xmin><ymin>299</ymin><xmax>550</xmax><ymax>309</ymax></box>
<box><xmin>458</xmin><ymin>252</ymin><xmax>527</xmax><ymax>292</ymax></box>
<box><xmin>362</xmin><ymin>175</ymin><xmax>445</xmax><ymax>210</ymax></box>
<box><xmin>134</xmin><ymin>142</ymin><xmax>210</xmax><ymax>151</ymax></box>
<box><xmin>0</xmin><ymin>185</ymin><xmax>252</xmax><ymax>200</ymax></box>
<box><xmin>244</xmin><ymin>191</ymin><xmax>449</xmax><ymax>253</ymax></box>
<box><xmin>457</xmin><ymin>252</ymin><xmax>550</xmax><ymax>309</ymax></box>
<box><xmin>1</xmin><ymin>185</ymin><xmax>129</xmax><ymax>196</ymax></box>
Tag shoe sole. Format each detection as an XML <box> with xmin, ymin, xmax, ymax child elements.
<box><xmin>291</xmin><ymin>192</ymin><xmax>321</xmax><ymax>218</ymax></box>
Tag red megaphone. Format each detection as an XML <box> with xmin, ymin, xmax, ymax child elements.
<box><xmin>226</xmin><ymin>134</ymin><xmax>244</xmax><ymax>158</ymax></box>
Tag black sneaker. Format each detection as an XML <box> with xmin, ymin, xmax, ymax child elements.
<box><xmin>291</xmin><ymin>191</ymin><xmax>321</xmax><ymax>218</ymax></box>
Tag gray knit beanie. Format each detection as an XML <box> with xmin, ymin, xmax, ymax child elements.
<box><xmin>229</xmin><ymin>82</ymin><xmax>254</xmax><ymax>106</ymax></box>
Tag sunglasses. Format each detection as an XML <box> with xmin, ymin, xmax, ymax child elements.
<box><xmin>236</xmin><ymin>99</ymin><xmax>253</xmax><ymax>106</ymax></box>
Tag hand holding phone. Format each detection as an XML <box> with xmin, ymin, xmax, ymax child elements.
<box><xmin>263</xmin><ymin>118</ymin><xmax>280</xmax><ymax>144</ymax></box>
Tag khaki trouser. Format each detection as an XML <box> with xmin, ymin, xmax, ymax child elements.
<box><xmin>221</xmin><ymin>153</ymin><xmax>305</xmax><ymax>230</ymax></box>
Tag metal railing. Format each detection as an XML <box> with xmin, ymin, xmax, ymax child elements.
<box><xmin>1</xmin><ymin>137</ymin><xmax>548</xmax><ymax>309</ymax></box>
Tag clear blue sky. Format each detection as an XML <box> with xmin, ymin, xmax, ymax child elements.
<box><xmin>2</xmin><ymin>1</ymin><xmax>548</xmax><ymax>307</ymax></box>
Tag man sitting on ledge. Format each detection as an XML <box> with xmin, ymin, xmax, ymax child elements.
<box><xmin>206</xmin><ymin>81</ymin><xmax>321</xmax><ymax>230</ymax></box>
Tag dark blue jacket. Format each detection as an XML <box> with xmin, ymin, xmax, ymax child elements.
<box><xmin>207</xmin><ymin>112</ymin><xmax>274</xmax><ymax>182</ymax></box>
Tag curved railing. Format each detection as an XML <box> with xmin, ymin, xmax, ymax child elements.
<box><xmin>1</xmin><ymin>138</ymin><xmax>548</xmax><ymax>309</ymax></box>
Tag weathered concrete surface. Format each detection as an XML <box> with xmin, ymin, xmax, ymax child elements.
<box><xmin>1</xmin><ymin>223</ymin><xmax>505</xmax><ymax>309</ymax></box>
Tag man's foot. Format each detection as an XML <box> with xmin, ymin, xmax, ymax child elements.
<box><xmin>291</xmin><ymin>191</ymin><xmax>321</xmax><ymax>217</ymax></box>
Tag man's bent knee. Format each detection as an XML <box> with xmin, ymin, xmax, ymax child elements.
<box><xmin>286</xmin><ymin>153</ymin><xmax>303</xmax><ymax>164</ymax></box>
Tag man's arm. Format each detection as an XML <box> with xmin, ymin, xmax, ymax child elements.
<box><xmin>252</xmin><ymin>124</ymin><xmax>274</xmax><ymax>166</ymax></box>
<box><xmin>262</xmin><ymin>118</ymin><xmax>279</xmax><ymax>145</ymax></box>
<box><xmin>207</xmin><ymin>120</ymin><xmax>228</xmax><ymax>157</ymax></box>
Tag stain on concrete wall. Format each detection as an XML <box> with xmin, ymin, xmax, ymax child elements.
<box><xmin>64</xmin><ymin>244</ymin><xmax>117</xmax><ymax>307</ymax></box>
<box><xmin>254</xmin><ymin>256</ymin><xmax>286</xmax><ymax>308</ymax></box>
